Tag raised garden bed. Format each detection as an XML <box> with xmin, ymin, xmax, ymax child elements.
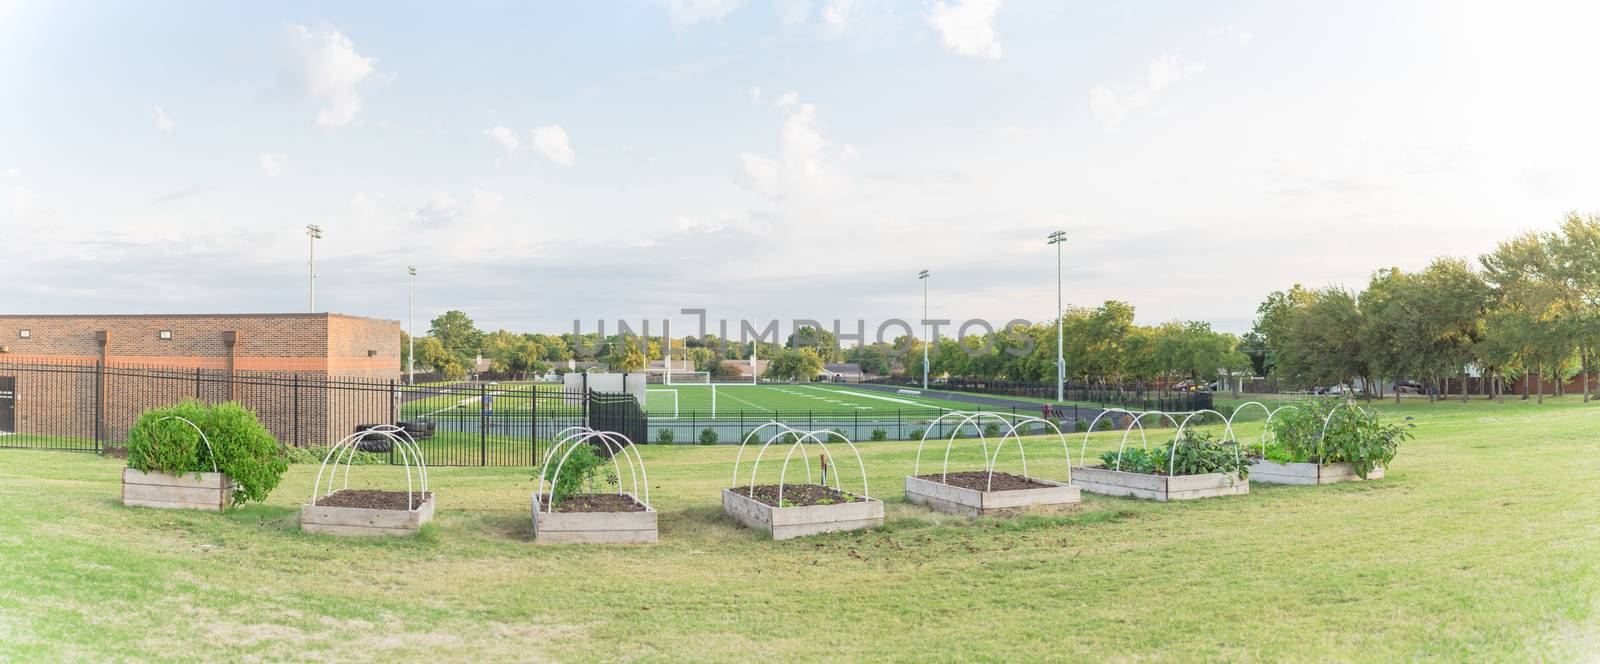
<box><xmin>721</xmin><ymin>484</ymin><xmax>883</xmax><ymax>541</ymax></box>
<box><xmin>1247</xmin><ymin>459</ymin><xmax>1384</xmax><ymax>485</ymax></box>
<box><xmin>906</xmin><ymin>411</ymin><xmax>1080</xmax><ymax>516</ymax></box>
<box><xmin>302</xmin><ymin>489</ymin><xmax>435</xmax><ymax>536</ymax></box>
<box><xmin>905</xmin><ymin>472</ymin><xmax>1080</xmax><ymax>516</ymax></box>
<box><xmin>531</xmin><ymin>428</ymin><xmax>658</xmax><ymax>544</ymax></box>
<box><xmin>1071</xmin><ymin>465</ymin><xmax>1247</xmax><ymax>501</ymax></box>
<box><xmin>122</xmin><ymin>468</ymin><xmax>234</xmax><ymax>512</ymax></box>
<box><xmin>304</xmin><ymin>425</ymin><xmax>432</xmax><ymax>537</ymax></box>
<box><xmin>724</xmin><ymin>424</ymin><xmax>882</xmax><ymax>540</ymax></box>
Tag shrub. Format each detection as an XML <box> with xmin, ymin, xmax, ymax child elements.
<box><xmin>656</xmin><ymin>428</ymin><xmax>675</xmax><ymax>445</ymax></box>
<box><xmin>983</xmin><ymin>423</ymin><xmax>1001</xmax><ymax>438</ymax></box>
<box><xmin>907</xmin><ymin>428</ymin><xmax>925</xmax><ymax>440</ymax></box>
<box><xmin>869</xmin><ymin>428</ymin><xmax>888</xmax><ymax>441</ymax></box>
<box><xmin>1096</xmin><ymin>416</ymin><xmax>1115</xmax><ymax>431</ymax></box>
<box><xmin>698</xmin><ymin>428</ymin><xmax>719</xmax><ymax>445</ymax></box>
<box><xmin>284</xmin><ymin>445</ymin><xmax>388</xmax><ymax>466</ymax></box>
<box><xmin>1074</xmin><ymin>418</ymin><xmax>1090</xmax><ymax>433</ymax></box>
<box><xmin>126</xmin><ymin>400</ymin><xmax>288</xmax><ymax>507</ymax></box>
<box><xmin>1266</xmin><ymin>400</ymin><xmax>1411</xmax><ymax>478</ymax></box>
<box><xmin>1099</xmin><ymin>430</ymin><xmax>1247</xmax><ymax>477</ymax></box>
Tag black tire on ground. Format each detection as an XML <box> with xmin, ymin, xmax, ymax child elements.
<box><xmin>357</xmin><ymin>437</ymin><xmax>393</xmax><ymax>453</ymax></box>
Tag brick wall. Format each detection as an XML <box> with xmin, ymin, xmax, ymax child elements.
<box><xmin>0</xmin><ymin>313</ymin><xmax>401</xmax><ymax>446</ymax></box>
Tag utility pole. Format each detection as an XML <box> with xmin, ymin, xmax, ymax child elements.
<box><xmin>919</xmin><ymin>269</ymin><xmax>930</xmax><ymax>391</ymax></box>
<box><xmin>305</xmin><ymin>224</ymin><xmax>322</xmax><ymax>311</ymax></box>
<box><xmin>407</xmin><ymin>265</ymin><xmax>416</xmax><ymax>385</ymax></box>
<box><xmin>1048</xmin><ymin>230</ymin><xmax>1067</xmax><ymax>402</ymax></box>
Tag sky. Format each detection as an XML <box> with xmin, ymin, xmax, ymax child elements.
<box><xmin>3</xmin><ymin>0</ymin><xmax>1598</xmax><ymax>341</ymax></box>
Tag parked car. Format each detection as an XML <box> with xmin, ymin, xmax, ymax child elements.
<box><xmin>1394</xmin><ymin>381</ymin><xmax>1424</xmax><ymax>395</ymax></box>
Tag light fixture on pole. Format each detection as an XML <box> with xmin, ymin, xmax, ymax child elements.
<box><xmin>407</xmin><ymin>265</ymin><xmax>417</xmax><ymax>385</ymax></box>
<box><xmin>305</xmin><ymin>224</ymin><xmax>322</xmax><ymax>312</ymax></box>
<box><xmin>1047</xmin><ymin>230</ymin><xmax>1067</xmax><ymax>403</ymax></box>
<box><xmin>918</xmin><ymin>269</ymin><xmax>931</xmax><ymax>391</ymax></box>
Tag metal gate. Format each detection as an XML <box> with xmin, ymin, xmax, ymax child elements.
<box><xmin>0</xmin><ymin>376</ymin><xmax>14</xmax><ymax>434</ymax></box>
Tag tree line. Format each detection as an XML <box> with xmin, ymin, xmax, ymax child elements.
<box><xmin>1251</xmin><ymin>212</ymin><xmax>1600</xmax><ymax>402</ymax></box>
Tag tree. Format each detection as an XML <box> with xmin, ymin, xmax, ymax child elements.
<box><xmin>786</xmin><ymin>325</ymin><xmax>844</xmax><ymax>363</ymax></box>
<box><xmin>602</xmin><ymin>337</ymin><xmax>646</xmax><ymax>372</ymax></box>
<box><xmin>428</xmin><ymin>311</ymin><xmax>484</xmax><ymax>368</ymax></box>
<box><xmin>764</xmin><ymin>348</ymin><xmax>826</xmax><ymax>382</ymax></box>
<box><xmin>414</xmin><ymin>336</ymin><xmax>466</xmax><ymax>380</ymax></box>
<box><xmin>1272</xmin><ymin>287</ymin><xmax>1366</xmax><ymax>389</ymax></box>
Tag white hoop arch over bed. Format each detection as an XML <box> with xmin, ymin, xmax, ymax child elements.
<box><xmin>312</xmin><ymin>424</ymin><xmax>430</xmax><ymax>511</ymax></box>
<box><xmin>150</xmin><ymin>415</ymin><xmax>219</xmax><ymax>475</ymax></box>
<box><xmin>910</xmin><ymin>410</ymin><xmax>1074</xmax><ymax>491</ymax></box>
<box><xmin>536</xmin><ymin>427</ymin><xmax>651</xmax><ymax>512</ymax></box>
<box><xmin>729</xmin><ymin>422</ymin><xmax>871</xmax><ymax>506</ymax></box>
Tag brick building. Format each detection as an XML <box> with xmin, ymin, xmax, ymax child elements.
<box><xmin>0</xmin><ymin>313</ymin><xmax>401</xmax><ymax>446</ymax></box>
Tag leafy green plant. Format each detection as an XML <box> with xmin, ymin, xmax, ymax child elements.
<box><xmin>1099</xmin><ymin>429</ymin><xmax>1248</xmax><ymax>477</ymax></box>
<box><xmin>1096</xmin><ymin>417</ymin><xmax>1115</xmax><ymax>431</ymax></box>
<box><xmin>656</xmin><ymin>428</ymin><xmax>675</xmax><ymax>444</ymax></box>
<box><xmin>907</xmin><ymin>428</ymin><xmax>925</xmax><ymax>440</ymax></box>
<box><xmin>698</xmin><ymin>428</ymin><xmax>719</xmax><ymax>445</ymax></box>
<box><xmin>536</xmin><ymin>443</ymin><xmax>605</xmax><ymax>503</ymax></box>
<box><xmin>983</xmin><ymin>423</ymin><xmax>1001</xmax><ymax>438</ymax></box>
<box><xmin>1074</xmin><ymin>418</ymin><xmax>1090</xmax><ymax>433</ymax></box>
<box><xmin>284</xmin><ymin>445</ymin><xmax>388</xmax><ymax>465</ymax></box>
<box><xmin>126</xmin><ymin>400</ymin><xmax>289</xmax><ymax>507</ymax></box>
<box><xmin>869</xmin><ymin>428</ymin><xmax>888</xmax><ymax>441</ymax></box>
<box><xmin>1265</xmin><ymin>400</ymin><xmax>1412</xmax><ymax>478</ymax></box>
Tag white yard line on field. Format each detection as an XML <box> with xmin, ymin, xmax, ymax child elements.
<box><xmin>799</xmin><ymin>385</ymin><xmax>934</xmax><ymax>408</ymax></box>
<box><xmin>716</xmin><ymin>387</ymin><xmax>776</xmax><ymax>412</ymax></box>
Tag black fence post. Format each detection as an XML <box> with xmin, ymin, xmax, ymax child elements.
<box><xmin>292</xmin><ymin>374</ymin><xmax>300</xmax><ymax>448</ymax></box>
<box><xmin>480</xmin><ymin>384</ymin><xmax>488</xmax><ymax>466</ymax></box>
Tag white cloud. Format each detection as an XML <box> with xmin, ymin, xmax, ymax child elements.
<box><xmin>483</xmin><ymin>126</ymin><xmax>520</xmax><ymax>156</ymax></box>
<box><xmin>928</xmin><ymin>0</ymin><xmax>1003</xmax><ymax>60</ymax></box>
<box><xmin>739</xmin><ymin>153</ymin><xmax>780</xmax><ymax>194</ymax></box>
<box><xmin>775</xmin><ymin>90</ymin><xmax>799</xmax><ymax>109</ymax></box>
<box><xmin>279</xmin><ymin>23</ymin><xmax>377</xmax><ymax>129</ymax></box>
<box><xmin>1088</xmin><ymin>54</ymin><xmax>1207</xmax><ymax>131</ymax></box>
<box><xmin>821</xmin><ymin>0</ymin><xmax>853</xmax><ymax>27</ymax></box>
<box><xmin>1147</xmin><ymin>54</ymin><xmax>1207</xmax><ymax>93</ymax></box>
<box><xmin>468</xmin><ymin>188</ymin><xmax>504</xmax><ymax>215</ymax></box>
<box><xmin>749</xmin><ymin>86</ymin><xmax>762</xmax><ymax>104</ymax></box>
<box><xmin>258</xmin><ymin>153</ymin><xmax>288</xmax><ymax>180</ymax></box>
<box><xmin>153</xmin><ymin>105</ymin><xmax>175</xmax><ymax>134</ymax></box>
<box><xmin>660</xmin><ymin>0</ymin><xmax>746</xmax><ymax>29</ymax></box>
<box><xmin>738</xmin><ymin>96</ymin><xmax>853</xmax><ymax>199</ymax></box>
<box><xmin>530</xmin><ymin>125</ymin><xmax>575</xmax><ymax>166</ymax></box>
<box><xmin>1211</xmin><ymin>24</ymin><xmax>1253</xmax><ymax>46</ymax></box>
<box><xmin>410</xmin><ymin>191</ymin><xmax>462</xmax><ymax>228</ymax></box>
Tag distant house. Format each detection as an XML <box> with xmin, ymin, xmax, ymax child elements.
<box><xmin>644</xmin><ymin>357</ymin><xmax>695</xmax><ymax>379</ymax></box>
<box><xmin>819</xmin><ymin>362</ymin><xmax>864</xmax><ymax>383</ymax></box>
<box><xmin>722</xmin><ymin>358</ymin><xmax>769</xmax><ymax>380</ymax></box>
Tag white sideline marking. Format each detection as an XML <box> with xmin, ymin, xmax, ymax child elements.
<box><xmin>800</xmin><ymin>385</ymin><xmax>931</xmax><ymax>408</ymax></box>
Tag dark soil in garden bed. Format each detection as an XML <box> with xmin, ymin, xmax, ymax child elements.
<box><xmin>537</xmin><ymin>493</ymin><xmax>647</xmax><ymax>513</ymax></box>
<box><xmin>914</xmin><ymin>471</ymin><xmax>1055</xmax><ymax>491</ymax></box>
<box><xmin>313</xmin><ymin>490</ymin><xmax>432</xmax><ymax>510</ymax></box>
<box><xmin>732</xmin><ymin>483</ymin><xmax>864</xmax><ymax>507</ymax></box>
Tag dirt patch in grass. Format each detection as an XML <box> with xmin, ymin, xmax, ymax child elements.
<box><xmin>538</xmin><ymin>493</ymin><xmax>646</xmax><ymax>513</ymax></box>
<box><xmin>313</xmin><ymin>490</ymin><xmax>432</xmax><ymax>510</ymax></box>
<box><xmin>732</xmin><ymin>483</ymin><xmax>863</xmax><ymax>507</ymax></box>
<box><xmin>914</xmin><ymin>471</ymin><xmax>1054</xmax><ymax>491</ymax></box>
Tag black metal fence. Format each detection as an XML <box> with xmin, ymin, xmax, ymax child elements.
<box><xmin>645</xmin><ymin>404</ymin><xmax>1113</xmax><ymax>445</ymax></box>
<box><xmin>865</xmin><ymin>376</ymin><xmax>1214</xmax><ymax>412</ymax></box>
<box><xmin>0</xmin><ymin>361</ymin><xmax>645</xmax><ymax>467</ymax></box>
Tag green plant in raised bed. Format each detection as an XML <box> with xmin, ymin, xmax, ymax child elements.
<box><xmin>1099</xmin><ymin>429</ymin><xmax>1249</xmax><ymax>477</ymax></box>
<box><xmin>126</xmin><ymin>400</ymin><xmax>289</xmax><ymax>507</ymax></box>
<box><xmin>1265</xmin><ymin>400</ymin><xmax>1412</xmax><ymax>478</ymax></box>
<box><xmin>535</xmin><ymin>443</ymin><xmax>605</xmax><ymax>503</ymax></box>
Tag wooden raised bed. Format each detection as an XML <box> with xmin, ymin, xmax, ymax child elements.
<box><xmin>122</xmin><ymin>468</ymin><xmax>234</xmax><ymax>512</ymax></box>
<box><xmin>531</xmin><ymin>493</ymin><xmax>658</xmax><ymax>544</ymax></box>
<box><xmin>1072</xmin><ymin>466</ymin><xmax>1248</xmax><ymax>502</ymax></box>
<box><xmin>301</xmin><ymin>492</ymin><xmax>435</xmax><ymax>537</ymax></box>
<box><xmin>1248</xmin><ymin>460</ymin><xmax>1385</xmax><ymax>485</ymax></box>
<box><xmin>722</xmin><ymin>487</ymin><xmax>884</xmax><ymax>541</ymax></box>
<box><xmin>904</xmin><ymin>473</ymin><xmax>1080</xmax><ymax>516</ymax></box>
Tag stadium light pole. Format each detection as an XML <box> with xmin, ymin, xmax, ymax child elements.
<box><xmin>1048</xmin><ymin>230</ymin><xmax>1067</xmax><ymax>403</ymax></box>
<box><xmin>305</xmin><ymin>224</ymin><xmax>322</xmax><ymax>311</ymax></box>
<box><xmin>919</xmin><ymin>269</ymin><xmax>930</xmax><ymax>391</ymax></box>
<box><xmin>407</xmin><ymin>265</ymin><xmax>416</xmax><ymax>385</ymax></box>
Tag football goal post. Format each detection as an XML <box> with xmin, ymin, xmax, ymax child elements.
<box><xmin>645</xmin><ymin>388</ymin><xmax>679</xmax><ymax>420</ymax></box>
<box><xmin>665</xmin><ymin>370</ymin><xmax>709</xmax><ymax>385</ymax></box>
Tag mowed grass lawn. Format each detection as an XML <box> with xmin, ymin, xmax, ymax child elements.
<box><xmin>2</xmin><ymin>399</ymin><xmax>1598</xmax><ymax>661</ymax></box>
